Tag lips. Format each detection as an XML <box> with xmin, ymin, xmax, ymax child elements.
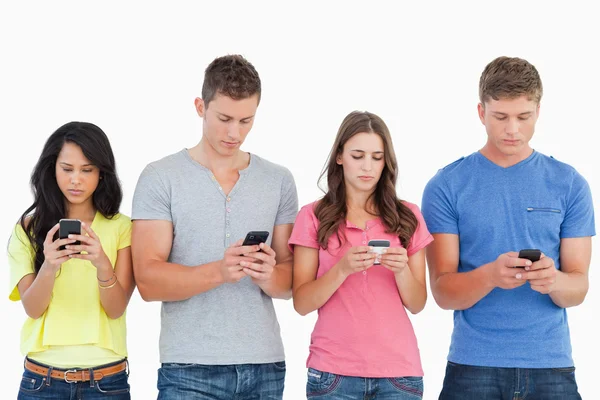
<box><xmin>358</xmin><ymin>176</ymin><xmax>374</xmax><ymax>180</ymax></box>
<box><xmin>68</xmin><ymin>189</ymin><xmax>83</xmax><ymax>195</ymax></box>
<box><xmin>222</xmin><ymin>141</ymin><xmax>239</xmax><ymax>148</ymax></box>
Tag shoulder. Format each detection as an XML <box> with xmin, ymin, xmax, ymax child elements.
<box><xmin>95</xmin><ymin>213</ymin><xmax>132</xmax><ymax>231</ymax></box>
<box><xmin>250</xmin><ymin>154</ymin><xmax>294</xmax><ymax>179</ymax></box>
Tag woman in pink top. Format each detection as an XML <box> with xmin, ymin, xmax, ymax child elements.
<box><xmin>289</xmin><ymin>111</ymin><xmax>433</xmax><ymax>399</ymax></box>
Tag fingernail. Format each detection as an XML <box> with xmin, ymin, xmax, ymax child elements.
<box><xmin>240</xmin><ymin>262</ymin><xmax>246</xmax><ymax>267</ymax></box>
<box><xmin>516</xmin><ymin>273</ymin><xmax>522</xmax><ymax>279</ymax></box>
<box><xmin>526</xmin><ymin>260</ymin><xmax>532</xmax><ymax>266</ymax></box>
<box><xmin>382</xmin><ymin>249</ymin><xmax>387</xmax><ymax>254</ymax></box>
<box><xmin>525</xmin><ymin>266</ymin><xmax>530</xmax><ymax>271</ymax></box>
<box><xmin>65</xmin><ymin>245</ymin><xmax>70</xmax><ymax>249</ymax></box>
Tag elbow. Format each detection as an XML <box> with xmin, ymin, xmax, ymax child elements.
<box><xmin>278</xmin><ymin>289</ymin><xmax>293</xmax><ymax>301</ymax></box>
<box><xmin>293</xmin><ymin>299</ymin><xmax>311</xmax><ymax>316</ymax></box>
<box><xmin>136</xmin><ymin>283</ymin><xmax>158</xmax><ymax>302</ymax></box>
<box><xmin>25</xmin><ymin>309</ymin><xmax>44</xmax><ymax>320</ymax></box>
<box><xmin>105</xmin><ymin>309</ymin><xmax>126</xmax><ymax>320</ymax></box>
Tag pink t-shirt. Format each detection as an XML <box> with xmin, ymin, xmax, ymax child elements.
<box><xmin>288</xmin><ymin>201</ymin><xmax>433</xmax><ymax>378</ymax></box>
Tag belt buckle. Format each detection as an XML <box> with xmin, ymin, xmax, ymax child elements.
<box><xmin>64</xmin><ymin>369</ymin><xmax>83</xmax><ymax>383</ymax></box>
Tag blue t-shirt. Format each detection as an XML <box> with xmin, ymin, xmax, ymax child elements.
<box><xmin>422</xmin><ymin>150</ymin><xmax>595</xmax><ymax>368</ymax></box>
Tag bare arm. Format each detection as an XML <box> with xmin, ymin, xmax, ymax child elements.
<box><xmin>132</xmin><ymin>220</ymin><xmax>223</xmax><ymax>302</ymax></box>
<box><xmin>521</xmin><ymin>237</ymin><xmax>591</xmax><ymax>308</ymax></box>
<box><xmin>427</xmin><ymin>233</ymin><xmax>531</xmax><ymax>310</ymax></box>
<box><xmin>95</xmin><ymin>247</ymin><xmax>134</xmax><ymax>319</ymax></box>
<box><xmin>384</xmin><ymin>248</ymin><xmax>428</xmax><ymax>314</ymax></box>
<box><xmin>17</xmin><ymin>223</ymin><xmax>78</xmax><ymax>319</ymax></box>
<box><xmin>292</xmin><ymin>245</ymin><xmax>375</xmax><ymax>316</ymax></box>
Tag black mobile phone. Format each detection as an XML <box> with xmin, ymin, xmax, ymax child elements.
<box><xmin>368</xmin><ymin>239</ymin><xmax>390</xmax><ymax>265</ymax></box>
<box><xmin>58</xmin><ymin>219</ymin><xmax>81</xmax><ymax>251</ymax></box>
<box><xmin>242</xmin><ymin>231</ymin><xmax>269</xmax><ymax>246</ymax></box>
<box><xmin>518</xmin><ymin>248</ymin><xmax>541</xmax><ymax>264</ymax></box>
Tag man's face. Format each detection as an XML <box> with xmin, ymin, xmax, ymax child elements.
<box><xmin>195</xmin><ymin>93</ymin><xmax>259</xmax><ymax>156</ymax></box>
<box><xmin>478</xmin><ymin>95</ymin><xmax>540</xmax><ymax>159</ymax></box>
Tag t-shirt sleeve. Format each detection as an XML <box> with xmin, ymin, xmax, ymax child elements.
<box><xmin>288</xmin><ymin>204</ymin><xmax>320</xmax><ymax>251</ymax></box>
<box><xmin>275</xmin><ymin>168</ymin><xmax>299</xmax><ymax>226</ymax></box>
<box><xmin>561</xmin><ymin>171</ymin><xmax>596</xmax><ymax>238</ymax></box>
<box><xmin>117</xmin><ymin>215</ymin><xmax>133</xmax><ymax>250</ymax></box>
<box><xmin>131</xmin><ymin>164</ymin><xmax>172</xmax><ymax>221</ymax></box>
<box><xmin>7</xmin><ymin>224</ymin><xmax>35</xmax><ymax>301</ymax></box>
<box><xmin>421</xmin><ymin>170</ymin><xmax>459</xmax><ymax>235</ymax></box>
<box><xmin>405</xmin><ymin>203</ymin><xmax>434</xmax><ymax>256</ymax></box>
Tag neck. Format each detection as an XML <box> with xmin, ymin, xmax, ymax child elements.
<box><xmin>480</xmin><ymin>143</ymin><xmax>533</xmax><ymax>168</ymax></box>
<box><xmin>65</xmin><ymin>200</ymin><xmax>96</xmax><ymax>222</ymax></box>
<box><xmin>189</xmin><ymin>137</ymin><xmax>249</xmax><ymax>172</ymax></box>
<box><xmin>345</xmin><ymin>187</ymin><xmax>376</xmax><ymax>215</ymax></box>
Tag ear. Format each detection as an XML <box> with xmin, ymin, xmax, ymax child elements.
<box><xmin>477</xmin><ymin>103</ymin><xmax>486</xmax><ymax>125</ymax></box>
<box><xmin>194</xmin><ymin>98</ymin><xmax>206</xmax><ymax>118</ymax></box>
<box><xmin>336</xmin><ymin>153</ymin><xmax>343</xmax><ymax>165</ymax></box>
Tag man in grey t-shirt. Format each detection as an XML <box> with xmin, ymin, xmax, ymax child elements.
<box><xmin>131</xmin><ymin>54</ymin><xmax>298</xmax><ymax>399</ymax></box>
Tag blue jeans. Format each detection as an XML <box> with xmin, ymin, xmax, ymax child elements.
<box><xmin>157</xmin><ymin>361</ymin><xmax>286</xmax><ymax>399</ymax></box>
<box><xmin>439</xmin><ymin>361</ymin><xmax>581</xmax><ymax>399</ymax></box>
<box><xmin>17</xmin><ymin>359</ymin><xmax>130</xmax><ymax>400</ymax></box>
<box><xmin>306</xmin><ymin>368</ymin><xmax>423</xmax><ymax>399</ymax></box>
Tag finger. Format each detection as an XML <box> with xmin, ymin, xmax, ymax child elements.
<box><xmin>229</xmin><ymin>256</ymin><xmax>258</xmax><ymax>265</ymax></box>
<box><xmin>521</xmin><ymin>269</ymin><xmax>553</xmax><ymax>280</ymax></box>
<box><xmin>382</xmin><ymin>247</ymin><xmax>407</xmax><ymax>255</ymax></box>
<box><xmin>258</xmin><ymin>242</ymin><xmax>276</xmax><ymax>257</ymax></box>
<box><xmin>238</xmin><ymin>244</ymin><xmax>261</xmax><ymax>255</ymax></box>
<box><xmin>68</xmin><ymin>234</ymin><xmax>94</xmax><ymax>245</ymax></box>
<box><xmin>246</xmin><ymin>251</ymin><xmax>271</xmax><ymax>263</ymax></box>
<box><xmin>53</xmin><ymin>248</ymin><xmax>82</xmax><ymax>258</ymax></box>
<box><xmin>230</xmin><ymin>239</ymin><xmax>244</xmax><ymax>248</ymax></box>
<box><xmin>69</xmin><ymin>253</ymin><xmax>93</xmax><ymax>261</ymax></box>
<box><xmin>80</xmin><ymin>222</ymin><xmax>99</xmax><ymax>240</ymax></box>
<box><xmin>505</xmin><ymin>251</ymin><xmax>519</xmax><ymax>258</ymax></box>
<box><xmin>381</xmin><ymin>259</ymin><xmax>407</xmax><ymax>269</ymax></box>
<box><xmin>509</xmin><ymin>257</ymin><xmax>533</xmax><ymax>268</ymax></box>
<box><xmin>527</xmin><ymin>258</ymin><xmax>553</xmax><ymax>271</ymax></box>
<box><xmin>352</xmin><ymin>246</ymin><xmax>373</xmax><ymax>254</ymax></box>
<box><xmin>51</xmin><ymin>238</ymin><xmax>79</xmax><ymax>250</ymax></box>
<box><xmin>380</xmin><ymin>254</ymin><xmax>408</xmax><ymax>263</ymax></box>
<box><xmin>243</xmin><ymin>267</ymin><xmax>269</xmax><ymax>280</ymax></box>
<box><xmin>45</xmin><ymin>223</ymin><xmax>61</xmax><ymax>244</ymax></box>
<box><xmin>65</xmin><ymin>244</ymin><xmax>92</xmax><ymax>253</ymax></box>
<box><xmin>241</xmin><ymin>261</ymin><xmax>271</xmax><ymax>272</ymax></box>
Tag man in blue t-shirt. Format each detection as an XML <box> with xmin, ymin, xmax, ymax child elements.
<box><xmin>422</xmin><ymin>56</ymin><xmax>595</xmax><ymax>399</ymax></box>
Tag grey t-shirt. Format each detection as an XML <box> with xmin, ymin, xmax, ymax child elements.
<box><xmin>132</xmin><ymin>149</ymin><xmax>298</xmax><ymax>364</ymax></box>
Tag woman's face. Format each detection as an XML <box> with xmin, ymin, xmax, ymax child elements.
<box><xmin>55</xmin><ymin>142</ymin><xmax>100</xmax><ymax>207</ymax></box>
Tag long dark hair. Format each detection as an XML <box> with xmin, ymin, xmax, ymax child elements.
<box><xmin>18</xmin><ymin>122</ymin><xmax>122</xmax><ymax>272</ymax></box>
<box><xmin>314</xmin><ymin>111</ymin><xmax>418</xmax><ymax>249</ymax></box>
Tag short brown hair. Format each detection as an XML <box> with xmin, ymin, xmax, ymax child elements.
<box><xmin>202</xmin><ymin>54</ymin><xmax>261</xmax><ymax>107</ymax></box>
<box><xmin>479</xmin><ymin>56</ymin><xmax>543</xmax><ymax>104</ymax></box>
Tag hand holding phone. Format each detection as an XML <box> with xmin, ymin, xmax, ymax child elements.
<box><xmin>59</xmin><ymin>219</ymin><xmax>81</xmax><ymax>251</ymax></box>
<box><xmin>242</xmin><ymin>231</ymin><xmax>269</xmax><ymax>247</ymax></box>
<box><xmin>518</xmin><ymin>249</ymin><xmax>541</xmax><ymax>263</ymax></box>
<box><xmin>368</xmin><ymin>239</ymin><xmax>390</xmax><ymax>265</ymax></box>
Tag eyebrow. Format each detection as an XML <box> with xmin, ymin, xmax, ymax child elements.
<box><xmin>350</xmin><ymin>149</ymin><xmax>384</xmax><ymax>154</ymax></box>
<box><xmin>492</xmin><ymin>111</ymin><xmax>533</xmax><ymax>116</ymax></box>
<box><xmin>217</xmin><ymin>112</ymin><xmax>255</xmax><ymax>121</ymax></box>
<box><xmin>59</xmin><ymin>162</ymin><xmax>95</xmax><ymax>167</ymax></box>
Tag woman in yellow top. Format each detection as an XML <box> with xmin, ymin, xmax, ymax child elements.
<box><xmin>8</xmin><ymin>121</ymin><xmax>135</xmax><ymax>399</ymax></box>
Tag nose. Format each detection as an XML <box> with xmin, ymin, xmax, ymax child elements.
<box><xmin>505</xmin><ymin>118</ymin><xmax>519</xmax><ymax>135</ymax></box>
<box><xmin>227</xmin><ymin>123</ymin><xmax>241</xmax><ymax>140</ymax></box>
<box><xmin>362</xmin><ymin>157</ymin><xmax>373</xmax><ymax>171</ymax></box>
<box><xmin>70</xmin><ymin>171</ymin><xmax>81</xmax><ymax>185</ymax></box>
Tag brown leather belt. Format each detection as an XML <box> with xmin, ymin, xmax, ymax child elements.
<box><xmin>25</xmin><ymin>358</ymin><xmax>127</xmax><ymax>383</ymax></box>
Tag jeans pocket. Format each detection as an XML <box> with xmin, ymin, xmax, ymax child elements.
<box><xmin>306</xmin><ymin>368</ymin><xmax>341</xmax><ymax>397</ymax></box>
<box><xmin>95</xmin><ymin>371</ymin><xmax>130</xmax><ymax>395</ymax></box>
<box><xmin>551</xmin><ymin>366</ymin><xmax>576</xmax><ymax>373</ymax></box>
<box><xmin>19</xmin><ymin>371</ymin><xmax>47</xmax><ymax>393</ymax></box>
<box><xmin>272</xmin><ymin>361</ymin><xmax>286</xmax><ymax>371</ymax></box>
<box><xmin>388</xmin><ymin>376</ymin><xmax>424</xmax><ymax>398</ymax></box>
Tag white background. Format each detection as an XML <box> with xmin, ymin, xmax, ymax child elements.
<box><xmin>1</xmin><ymin>1</ymin><xmax>598</xmax><ymax>399</ymax></box>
